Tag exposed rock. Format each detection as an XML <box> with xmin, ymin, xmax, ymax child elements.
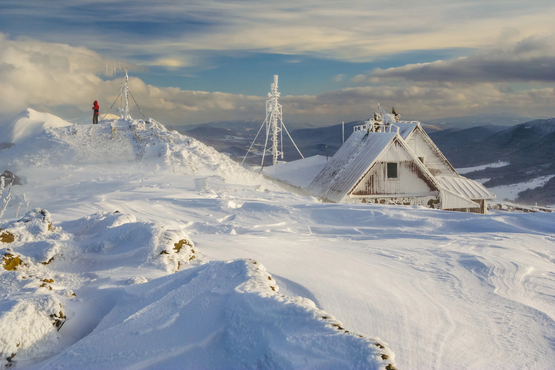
<box><xmin>2</xmin><ymin>253</ymin><xmax>21</xmax><ymax>270</ymax></box>
<box><xmin>173</xmin><ymin>238</ymin><xmax>193</xmax><ymax>253</ymax></box>
<box><xmin>0</xmin><ymin>230</ymin><xmax>15</xmax><ymax>243</ymax></box>
<box><xmin>1</xmin><ymin>170</ymin><xmax>24</xmax><ymax>186</ymax></box>
<box><xmin>50</xmin><ymin>309</ymin><xmax>66</xmax><ymax>331</ymax></box>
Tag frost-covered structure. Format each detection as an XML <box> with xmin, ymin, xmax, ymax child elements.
<box><xmin>307</xmin><ymin>108</ymin><xmax>496</xmax><ymax>213</ymax></box>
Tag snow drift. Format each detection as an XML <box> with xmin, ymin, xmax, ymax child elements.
<box><xmin>1</xmin><ymin>209</ymin><xmax>396</xmax><ymax>370</ymax></box>
<box><xmin>0</xmin><ymin>111</ymin><xmax>266</xmax><ymax>186</ymax></box>
<box><xmin>37</xmin><ymin>259</ymin><xmax>394</xmax><ymax>370</ymax></box>
<box><xmin>0</xmin><ymin>209</ymin><xmax>201</xmax><ymax>367</ymax></box>
<box><xmin>0</xmin><ymin>109</ymin><xmax>73</xmax><ymax>144</ymax></box>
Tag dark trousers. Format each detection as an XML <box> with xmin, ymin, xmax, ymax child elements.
<box><xmin>93</xmin><ymin>112</ymin><xmax>99</xmax><ymax>124</ymax></box>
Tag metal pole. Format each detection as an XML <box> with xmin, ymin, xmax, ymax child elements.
<box><xmin>342</xmin><ymin>121</ymin><xmax>344</xmax><ymax>144</ymax></box>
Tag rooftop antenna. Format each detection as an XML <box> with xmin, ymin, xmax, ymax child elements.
<box><xmin>241</xmin><ymin>75</ymin><xmax>304</xmax><ymax>168</ymax></box>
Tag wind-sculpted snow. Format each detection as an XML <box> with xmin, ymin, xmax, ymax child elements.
<box><xmin>2</xmin><ymin>110</ymin><xmax>555</xmax><ymax>369</ymax></box>
<box><xmin>0</xmin><ymin>207</ymin><xmax>397</xmax><ymax>370</ymax></box>
<box><xmin>0</xmin><ymin>209</ymin><xmax>201</xmax><ymax>367</ymax></box>
<box><xmin>0</xmin><ymin>109</ymin><xmax>73</xmax><ymax>145</ymax></box>
<box><xmin>37</xmin><ymin>259</ymin><xmax>395</xmax><ymax>370</ymax></box>
<box><xmin>0</xmin><ymin>115</ymin><xmax>265</xmax><ymax>186</ymax></box>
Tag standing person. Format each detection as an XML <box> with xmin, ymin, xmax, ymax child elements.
<box><xmin>92</xmin><ymin>101</ymin><xmax>99</xmax><ymax>124</ymax></box>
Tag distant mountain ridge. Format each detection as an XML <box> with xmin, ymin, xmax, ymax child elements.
<box><xmin>423</xmin><ymin>113</ymin><xmax>541</xmax><ymax>130</ymax></box>
<box><xmin>429</xmin><ymin>118</ymin><xmax>555</xmax><ymax>204</ymax></box>
<box><xmin>175</xmin><ymin>115</ymin><xmax>555</xmax><ymax>205</ymax></box>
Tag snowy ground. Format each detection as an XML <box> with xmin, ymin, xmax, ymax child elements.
<box><xmin>456</xmin><ymin>162</ymin><xmax>554</xmax><ymax>202</ymax></box>
<box><xmin>456</xmin><ymin>161</ymin><xmax>510</xmax><ymax>175</ymax></box>
<box><xmin>488</xmin><ymin>175</ymin><xmax>555</xmax><ymax>202</ymax></box>
<box><xmin>1</xmin><ymin>115</ymin><xmax>555</xmax><ymax>369</ymax></box>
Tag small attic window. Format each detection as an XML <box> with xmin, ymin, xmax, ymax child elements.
<box><xmin>419</xmin><ymin>156</ymin><xmax>425</xmax><ymax>164</ymax></box>
<box><xmin>387</xmin><ymin>162</ymin><xmax>398</xmax><ymax>179</ymax></box>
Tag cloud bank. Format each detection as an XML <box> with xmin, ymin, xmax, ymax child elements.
<box><xmin>0</xmin><ymin>33</ymin><xmax>554</xmax><ymax>127</ymax></box>
<box><xmin>1</xmin><ymin>0</ymin><xmax>555</xmax><ymax>68</ymax></box>
<box><xmin>371</xmin><ymin>34</ymin><xmax>555</xmax><ymax>83</ymax></box>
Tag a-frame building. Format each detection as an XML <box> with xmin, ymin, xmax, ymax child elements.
<box><xmin>307</xmin><ymin>111</ymin><xmax>495</xmax><ymax>213</ymax></box>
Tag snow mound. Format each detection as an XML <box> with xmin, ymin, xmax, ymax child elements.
<box><xmin>0</xmin><ymin>210</ymin><xmax>71</xmax><ymax>367</ymax></box>
<box><xmin>0</xmin><ymin>109</ymin><xmax>73</xmax><ymax>144</ymax></box>
<box><xmin>37</xmin><ymin>259</ymin><xmax>395</xmax><ymax>370</ymax></box>
<box><xmin>60</xmin><ymin>211</ymin><xmax>201</xmax><ymax>273</ymax></box>
<box><xmin>263</xmin><ymin>155</ymin><xmax>328</xmax><ymax>189</ymax></box>
<box><xmin>0</xmin><ymin>209</ymin><xmax>202</xmax><ymax>367</ymax></box>
<box><xmin>0</xmin><ymin>114</ymin><xmax>265</xmax><ymax>186</ymax></box>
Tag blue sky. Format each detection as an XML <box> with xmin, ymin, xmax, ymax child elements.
<box><xmin>0</xmin><ymin>0</ymin><xmax>554</xmax><ymax>126</ymax></box>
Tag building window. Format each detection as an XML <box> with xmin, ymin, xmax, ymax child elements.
<box><xmin>387</xmin><ymin>162</ymin><xmax>398</xmax><ymax>179</ymax></box>
<box><xmin>418</xmin><ymin>156</ymin><xmax>425</xmax><ymax>164</ymax></box>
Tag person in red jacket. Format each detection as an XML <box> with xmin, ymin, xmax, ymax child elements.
<box><xmin>92</xmin><ymin>101</ymin><xmax>99</xmax><ymax>124</ymax></box>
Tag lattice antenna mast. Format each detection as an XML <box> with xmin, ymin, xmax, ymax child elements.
<box><xmin>241</xmin><ymin>75</ymin><xmax>304</xmax><ymax>168</ymax></box>
<box><xmin>121</xmin><ymin>68</ymin><xmax>131</xmax><ymax>120</ymax></box>
<box><xmin>265</xmin><ymin>75</ymin><xmax>283</xmax><ymax>166</ymax></box>
<box><xmin>107</xmin><ymin>63</ymin><xmax>131</xmax><ymax>120</ymax></box>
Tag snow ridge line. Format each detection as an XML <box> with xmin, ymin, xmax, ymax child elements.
<box><xmin>1</xmin><ymin>209</ymin><xmax>397</xmax><ymax>369</ymax></box>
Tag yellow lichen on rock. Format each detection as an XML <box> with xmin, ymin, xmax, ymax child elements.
<box><xmin>3</xmin><ymin>253</ymin><xmax>21</xmax><ymax>270</ymax></box>
<box><xmin>0</xmin><ymin>229</ymin><xmax>15</xmax><ymax>243</ymax></box>
<box><xmin>173</xmin><ymin>239</ymin><xmax>193</xmax><ymax>253</ymax></box>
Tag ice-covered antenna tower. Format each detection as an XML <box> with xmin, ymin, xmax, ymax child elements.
<box><xmin>102</xmin><ymin>64</ymin><xmax>148</xmax><ymax>121</ymax></box>
<box><xmin>121</xmin><ymin>68</ymin><xmax>131</xmax><ymax>120</ymax></box>
<box><xmin>242</xmin><ymin>75</ymin><xmax>304</xmax><ymax>168</ymax></box>
<box><xmin>265</xmin><ymin>75</ymin><xmax>283</xmax><ymax>166</ymax></box>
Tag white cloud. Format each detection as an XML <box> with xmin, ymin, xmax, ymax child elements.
<box><xmin>333</xmin><ymin>74</ymin><xmax>345</xmax><ymax>82</ymax></box>
<box><xmin>2</xmin><ymin>1</ymin><xmax>555</xmax><ymax>65</ymax></box>
<box><xmin>371</xmin><ymin>34</ymin><xmax>555</xmax><ymax>83</ymax></box>
<box><xmin>350</xmin><ymin>74</ymin><xmax>367</xmax><ymax>83</ymax></box>
<box><xmin>0</xmin><ymin>34</ymin><xmax>554</xmax><ymax>128</ymax></box>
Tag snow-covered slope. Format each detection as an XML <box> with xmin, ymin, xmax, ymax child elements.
<box><xmin>0</xmin><ymin>115</ymin><xmax>267</xmax><ymax>186</ymax></box>
<box><xmin>1</xmin><ymin>110</ymin><xmax>555</xmax><ymax>370</ymax></box>
<box><xmin>37</xmin><ymin>258</ymin><xmax>392</xmax><ymax>370</ymax></box>
<box><xmin>1</xmin><ymin>208</ymin><xmax>394</xmax><ymax>370</ymax></box>
<box><xmin>0</xmin><ymin>112</ymin><xmax>396</xmax><ymax>370</ymax></box>
<box><xmin>0</xmin><ymin>109</ymin><xmax>73</xmax><ymax>144</ymax></box>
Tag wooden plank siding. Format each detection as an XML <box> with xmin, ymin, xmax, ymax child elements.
<box><xmin>404</xmin><ymin>127</ymin><xmax>458</xmax><ymax>176</ymax></box>
<box><xmin>351</xmin><ymin>139</ymin><xmax>438</xmax><ymax>196</ymax></box>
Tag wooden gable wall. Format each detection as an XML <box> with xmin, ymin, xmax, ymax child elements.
<box><xmin>404</xmin><ymin>127</ymin><xmax>458</xmax><ymax>176</ymax></box>
<box><xmin>350</xmin><ymin>139</ymin><xmax>438</xmax><ymax>197</ymax></box>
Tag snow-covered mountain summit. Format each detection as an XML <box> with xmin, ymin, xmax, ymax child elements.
<box><xmin>2</xmin><ymin>109</ymin><xmax>555</xmax><ymax>370</ymax></box>
<box><xmin>0</xmin><ymin>111</ymin><xmax>264</xmax><ymax>186</ymax></box>
<box><xmin>0</xmin><ymin>109</ymin><xmax>73</xmax><ymax>145</ymax></box>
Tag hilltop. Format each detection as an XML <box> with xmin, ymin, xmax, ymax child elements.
<box><xmin>0</xmin><ymin>111</ymin><xmax>396</xmax><ymax>370</ymax></box>
<box><xmin>1</xmin><ymin>110</ymin><xmax>554</xmax><ymax>369</ymax></box>
<box><xmin>0</xmin><ymin>109</ymin><xmax>73</xmax><ymax>145</ymax></box>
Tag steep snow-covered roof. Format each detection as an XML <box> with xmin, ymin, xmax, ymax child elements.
<box><xmin>396</xmin><ymin>121</ymin><xmax>419</xmax><ymax>140</ymax></box>
<box><xmin>308</xmin><ymin>131</ymin><xmax>397</xmax><ymax>202</ymax></box>
<box><xmin>436</xmin><ymin>175</ymin><xmax>497</xmax><ymax>200</ymax></box>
